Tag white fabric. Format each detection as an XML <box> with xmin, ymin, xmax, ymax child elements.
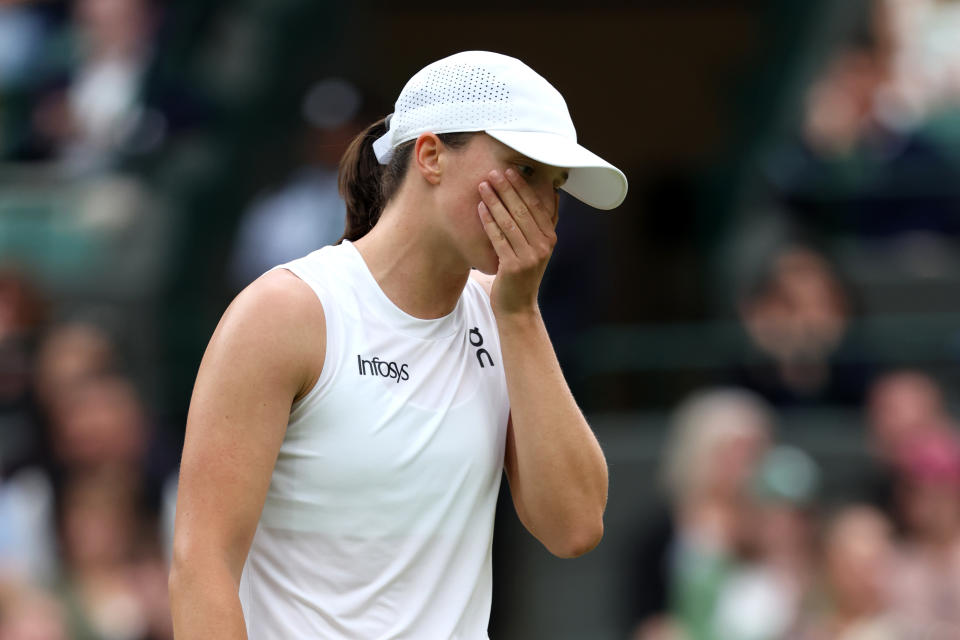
<box><xmin>239</xmin><ymin>241</ymin><xmax>510</xmax><ymax>639</ymax></box>
<box><xmin>372</xmin><ymin>50</ymin><xmax>628</xmax><ymax>210</ymax></box>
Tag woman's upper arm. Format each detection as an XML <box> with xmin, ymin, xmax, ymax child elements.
<box><xmin>172</xmin><ymin>269</ymin><xmax>324</xmax><ymax>581</ymax></box>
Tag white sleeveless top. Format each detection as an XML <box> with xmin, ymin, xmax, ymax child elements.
<box><xmin>239</xmin><ymin>241</ymin><xmax>510</xmax><ymax>639</ymax></box>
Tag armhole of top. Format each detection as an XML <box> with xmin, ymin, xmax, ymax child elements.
<box><xmin>467</xmin><ymin>270</ymin><xmax>494</xmax><ymax>298</ymax></box>
<box><xmin>272</xmin><ymin>265</ymin><xmax>338</xmax><ymax>410</ymax></box>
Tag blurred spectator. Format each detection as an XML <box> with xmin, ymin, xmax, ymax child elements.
<box><xmin>0</xmin><ymin>0</ymin><xmax>178</xmax><ymax>300</ymax></box>
<box><xmin>54</xmin><ymin>466</ymin><xmax>171</xmax><ymax>640</ymax></box>
<box><xmin>632</xmin><ymin>616</ymin><xmax>686</xmax><ymax>640</ymax></box>
<box><xmin>25</xmin><ymin>0</ymin><xmax>160</xmax><ymax>171</ymax></box>
<box><xmin>887</xmin><ymin>430</ymin><xmax>960</xmax><ymax>636</ymax></box>
<box><xmin>0</xmin><ymin>268</ymin><xmax>47</xmax><ymax>476</ymax></box>
<box><xmin>45</xmin><ymin>372</ymin><xmax>177</xmax><ymax>525</ymax></box>
<box><xmin>803</xmin><ymin>47</ymin><xmax>887</xmax><ymax>158</ymax></box>
<box><xmin>805</xmin><ymin>0</ymin><xmax>960</xmax><ymax>157</ymax></box>
<box><xmin>0</xmin><ymin>268</ymin><xmax>46</xmax><ymax>344</ymax></box>
<box><xmin>228</xmin><ymin>77</ymin><xmax>363</xmax><ymax>288</ymax></box>
<box><xmin>630</xmin><ymin>388</ymin><xmax>773</xmax><ymax>640</ymax></box>
<box><xmin>867</xmin><ymin>369</ymin><xmax>954</xmax><ymax>462</ymax></box>
<box><xmin>764</xmin><ymin>0</ymin><xmax>960</xmax><ymax>247</ymax></box>
<box><xmin>0</xmin><ymin>271</ymin><xmax>52</xmax><ymax>586</ymax></box>
<box><xmin>0</xmin><ymin>308</ymin><xmax>174</xmax><ymax>638</ymax></box>
<box><xmin>860</xmin><ymin>370</ymin><xmax>957</xmax><ymax>523</ymax></box>
<box><xmin>737</xmin><ymin>245</ymin><xmax>867</xmax><ymax>406</ymax></box>
<box><xmin>712</xmin><ymin>446</ymin><xmax>821</xmax><ymax>640</ymax></box>
<box><xmin>34</xmin><ymin>322</ymin><xmax>118</xmax><ymax>420</ymax></box>
<box><xmin>3</xmin><ymin>372</ymin><xmax>172</xmax><ymax>639</ymax></box>
<box><xmin>794</xmin><ymin>505</ymin><xmax>899</xmax><ymax>640</ymax></box>
<box><xmin>47</xmin><ymin>374</ymin><xmax>147</xmax><ymax>474</ymax></box>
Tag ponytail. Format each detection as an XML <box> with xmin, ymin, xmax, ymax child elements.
<box><xmin>337</xmin><ymin>120</ymin><xmax>476</xmax><ymax>242</ymax></box>
<box><xmin>338</xmin><ymin>117</ymin><xmax>410</xmax><ymax>243</ymax></box>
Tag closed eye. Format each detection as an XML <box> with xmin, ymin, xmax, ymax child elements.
<box><xmin>513</xmin><ymin>162</ymin><xmax>568</xmax><ymax>192</ymax></box>
<box><xmin>515</xmin><ymin>164</ymin><xmax>536</xmax><ymax>179</ymax></box>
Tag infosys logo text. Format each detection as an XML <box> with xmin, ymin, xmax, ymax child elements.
<box><xmin>357</xmin><ymin>355</ymin><xmax>410</xmax><ymax>383</ymax></box>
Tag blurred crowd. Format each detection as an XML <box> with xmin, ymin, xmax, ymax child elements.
<box><xmin>757</xmin><ymin>0</ymin><xmax>960</xmax><ymax>249</ymax></box>
<box><xmin>0</xmin><ymin>269</ymin><xmax>175</xmax><ymax>640</ymax></box>
<box><xmin>624</xmin><ymin>1</ymin><xmax>960</xmax><ymax>637</ymax></box>
<box><xmin>803</xmin><ymin>0</ymin><xmax>960</xmax><ymax>160</ymax></box>
<box><xmin>628</xmin><ymin>373</ymin><xmax>960</xmax><ymax>640</ymax></box>
<box><xmin>0</xmin><ymin>0</ymin><xmax>158</xmax><ymax>169</ymax></box>
<box><xmin>3</xmin><ymin>0</ymin><xmax>960</xmax><ymax>639</ymax></box>
<box><xmin>0</xmin><ymin>3</ymin><xmax>196</xmax><ymax>633</ymax></box>
<box><xmin>0</xmin><ymin>1</ymin><xmax>352</xmax><ymax>638</ymax></box>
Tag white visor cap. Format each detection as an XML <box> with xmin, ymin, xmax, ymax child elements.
<box><xmin>372</xmin><ymin>51</ymin><xmax>628</xmax><ymax>210</ymax></box>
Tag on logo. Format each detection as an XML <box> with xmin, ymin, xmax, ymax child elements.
<box><xmin>469</xmin><ymin>327</ymin><xmax>495</xmax><ymax>368</ymax></box>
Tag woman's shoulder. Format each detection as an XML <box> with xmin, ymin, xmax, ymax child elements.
<box><xmin>239</xmin><ymin>268</ymin><xmax>324</xmax><ymax>315</ymax></box>
<box><xmin>191</xmin><ymin>269</ymin><xmax>326</xmax><ymax>407</ymax></box>
<box><xmin>221</xmin><ymin>269</ymin><xmax>327</xmax><ymax>355</ymax></box>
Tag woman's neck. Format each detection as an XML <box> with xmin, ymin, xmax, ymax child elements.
<box><xmin>352</xmin><ymin>198</ymin><xmax>471</xmax><ymax>320</ymax></box>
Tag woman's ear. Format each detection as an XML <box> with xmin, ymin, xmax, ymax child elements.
<box><xmin>413</xmin><ymin>133</ymin><xmax>443</xmax><ymax>185</ymax></box>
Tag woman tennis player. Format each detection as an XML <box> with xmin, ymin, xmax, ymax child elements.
<box><xmin>169</xmin><ymin>51</ymin><xmax>628</xmax><ymax>638</ymax></box>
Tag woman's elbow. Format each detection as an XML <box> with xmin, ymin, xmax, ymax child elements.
<box><xmin>546</xmin><ymin>517</ymin><xmax>604</xmax><ymax>559</ymax></box>
<box><xmin>168</xmin><ymin>539</ymin><xmax>224</xmax><ymax>598</ymax></box>
<box><xmin>168</xmin><ymin>549</ymin><xmax>194</xmax><ymax>601</ymax></box>
<box><xmin>168</xmin><ymin>560</ymin><xmax>187</xmax><ymax>610</ymax></box>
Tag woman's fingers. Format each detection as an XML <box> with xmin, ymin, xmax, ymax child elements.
<box><xmin>478</xmin><ymin>169</ymin><xmax>560</xmax><ymax>315</ymax></box>
<box><xmin>493</xmin><ymin>170</ymin><xmax>557</xmax><ymax>264</ymax></box>
<box><xmin>480</xmin><ymin>170</ymin><xmax>558</xmax><ymax>260</ymax></box>
<box><xmin>486</xmin><ymin>170</ymin><xmax>541</xmax><ymax>243</ymax></box>
<box><xmin>478</xmin><ymin>200</ymin><xmax>517</xmax><ymax>261</ymax></box>
<box><xmin>502</xmin><ymin>168</ymin><xmax>557</xmax><ymax>238</ymax></box>
<box><xmin>479</xmin><ymin>180</ymin><xmax>528</xmax><ymax>258</ymax></box>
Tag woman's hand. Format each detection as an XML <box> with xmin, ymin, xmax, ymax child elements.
<box><xmin>477</xmin><ymin>168</ymin><xmax>558</xmax><ymax>317</ymax></box>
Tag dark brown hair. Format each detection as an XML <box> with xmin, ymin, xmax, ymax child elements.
<box><xmin>338</xmin><ymin>118</ymin><xmax>474</xmax><ymax>242</ymax></box>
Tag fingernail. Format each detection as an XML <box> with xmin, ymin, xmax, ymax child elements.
<box><xmin>505</xmin><ymin>168</ymin><xmax>516</xmax><ymax>179</ymax></box>
<box><xmin>479</xmin><ymin>182</ymin><xmax>489</xmax><ymax>191</ymax></box>
<box><xmin>489</xmin><ymin>170</ymin><xmax>501</xmax><ymax>181</ymax></box>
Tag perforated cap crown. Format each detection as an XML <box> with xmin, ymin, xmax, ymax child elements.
<box><xmin>373</xmin><ymin>51</ymin><xmax>627</xmax><ymax>210</ymax></box>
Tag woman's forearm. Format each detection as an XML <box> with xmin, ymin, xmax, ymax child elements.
<box><xmin>497</xmin><ymin>307</ymin><xmax>608</xmax><ymax>557</ymax></box>
<box><xmin>169</xmin><ymin>555</ymin><xmax>249</xmax><ymax>639</ymax></box>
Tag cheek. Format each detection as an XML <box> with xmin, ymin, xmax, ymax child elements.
<box><xmin>437</xmin><ymin>176</ymin><xmax>480</xmax><ymax>224</ymax></box>
<box><xmin>455</xmin><ymin>185</ymin><xmax>484</xmax><ymax>232</ymax></box>
<box><xmin>443</xmin><ymin>182</ymin><xmax>493</xmax><ymax>254</ymax></box>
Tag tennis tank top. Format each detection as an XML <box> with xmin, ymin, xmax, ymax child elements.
<box><xmin>238</xmin><ymin>240</ymin><xmax>510</xmax><ymax>639</ymax></box>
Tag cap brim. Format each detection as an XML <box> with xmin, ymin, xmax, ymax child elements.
<box><xmin>486</xmin><ymin>130</ymin><xmax>628</xmax><ymax>210</ymax></box>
